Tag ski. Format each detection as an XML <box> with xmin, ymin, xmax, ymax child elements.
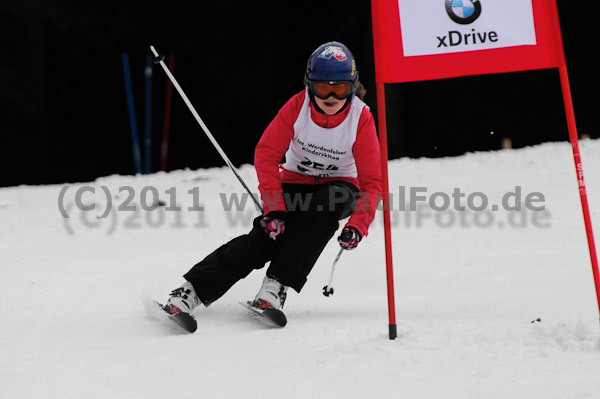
<box><xmin>239</xmin><ymin>301</ymin><xmax>287</xmax><ymax>328</ymax></box>
<box><xmin>151</xmin><ymin>300</ymin><xmax>198</xmax><ymax>333</ymax></box>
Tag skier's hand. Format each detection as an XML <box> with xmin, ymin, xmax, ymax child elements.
<box><xmin>338</xmin><ymin>226</ymin><xmax>361</xmax><ymax>250</ymax></box>
<box><xmin>260</xmin><ymin>211</ymin><xmax>285</xmax><ymax>240</ymax></box>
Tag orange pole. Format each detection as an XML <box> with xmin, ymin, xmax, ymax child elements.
<box><xmin>376</xmin><ymin>82</ymin><xmax>397</xmax><ymax>340</ymax></box>
<box><xmin>549</xmin><ymin>1</ymin><xmax>600</xmax><ymax>321</ymax></box>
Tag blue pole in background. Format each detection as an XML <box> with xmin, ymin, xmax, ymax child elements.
<box><xmin>122</xmin><ymin>53</ymin><xmax>142</xmax><ymax>175</ymax></box>
<box><xmin>144</xmin><ymin>54</ymin><xmax>153</xmax><ymax>174</ymax></box>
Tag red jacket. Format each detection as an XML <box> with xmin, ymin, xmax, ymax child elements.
<box><xmin>254</xmin><ymin>90</ymin><xmax>382</xmax><ymax>238</ymax></box>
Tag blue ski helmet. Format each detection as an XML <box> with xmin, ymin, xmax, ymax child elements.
<box><xmin>305</xmin><ymin>41</ymin><xmax>358</xmax><ymax>95</ymax></box>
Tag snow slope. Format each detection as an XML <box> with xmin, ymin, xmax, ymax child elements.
<box><xmin>1</xmin><ymin>140</ymin><xmax>600</xmax><ymax>399</ymax></box>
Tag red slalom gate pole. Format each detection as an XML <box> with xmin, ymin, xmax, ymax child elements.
<box><xmin>558</xmin><ymin>65</ymin><xmax>600</xmax><ymax>320</ymax></box>
<box><xmin>376</xmin><ymin>82</ymin><xmax>398</xmax><ymax>340</ymax></box>
<box><xmin>549</xmin><ymin>2</ymin><xmax>600</xmax><ymax>322</ymax></box>
<box><xmin>160</xmin><ymin>53</ymin><xmax>175</xmax><ymax>172</ymax></box>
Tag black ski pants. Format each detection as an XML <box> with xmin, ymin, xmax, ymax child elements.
<box><xmin>184</xmin><ymin>181</ymin><xmax>358</xmax><ymax>306</ymax></box>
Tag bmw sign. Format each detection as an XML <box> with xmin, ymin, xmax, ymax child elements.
<box><xmin>445</xmin><ymin>0</ymin><xmax>482</xmax><ymax>25</ymax></box>
<box><xmin>398</xmin><ymin>0</ymin><xmax>536</xmax><ymax>57</ymax></box>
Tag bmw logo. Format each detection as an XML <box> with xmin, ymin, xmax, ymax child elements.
<box><xmin>445</xmin><ymin>0</ymin><xmax>482</xmax><ymax>25</ymax></box>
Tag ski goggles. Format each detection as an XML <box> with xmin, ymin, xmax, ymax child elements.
<box><xmin>309</xmin><ymin>81</ymin><xmax>353</xmax><ymax>100</ymax></box>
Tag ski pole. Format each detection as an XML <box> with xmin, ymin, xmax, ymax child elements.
<box><xmin>150</xmin><ymin>45</ymin><xmax>263</xmax><ymax>212</ymax></box>
<box><xmin>323</xmin><ymin>248</ymin><xmax>344</xmax><ymax>297</ymax></box>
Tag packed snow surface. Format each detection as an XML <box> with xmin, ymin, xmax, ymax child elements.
<box><xmin>2</xmin><ymin>140</ymin><xmax>600</xmax><ymax>399</ymax></box>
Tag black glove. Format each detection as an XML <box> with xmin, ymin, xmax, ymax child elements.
<box><xmin>338</xmin><ymin>226</ymin><xmax>361</xmax><ymax>250</ymax></box>
<box><xmin>260</xmin><ymin>211</ymin><xmax>285</xmax><ymax>240</ymax></box>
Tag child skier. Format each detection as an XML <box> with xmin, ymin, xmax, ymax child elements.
<box><xmin>162</xmin><ymin>41</ymin><xmax>382</xmax><ymax>327</ymax></box>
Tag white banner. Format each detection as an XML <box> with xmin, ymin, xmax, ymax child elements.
<box><xmin>398</xmin><ymin>0</ymin><xmax>537</xmax><ymax>57</ymax></box>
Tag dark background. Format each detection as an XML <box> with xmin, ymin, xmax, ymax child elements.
<box><xmin>1</xmin><ymin>0</ymin><xmax>597</xmax><ymax>187</ymax></box>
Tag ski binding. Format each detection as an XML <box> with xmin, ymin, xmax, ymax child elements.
<box><xmin>153</xmin><ymin>300</ymin><xmax>198</xmax><ymax>333</ymax></box>
<box><xmin>239</xmin><ymin>301</ymin><xmax>287</xmax><ymax>328</ymax></box>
